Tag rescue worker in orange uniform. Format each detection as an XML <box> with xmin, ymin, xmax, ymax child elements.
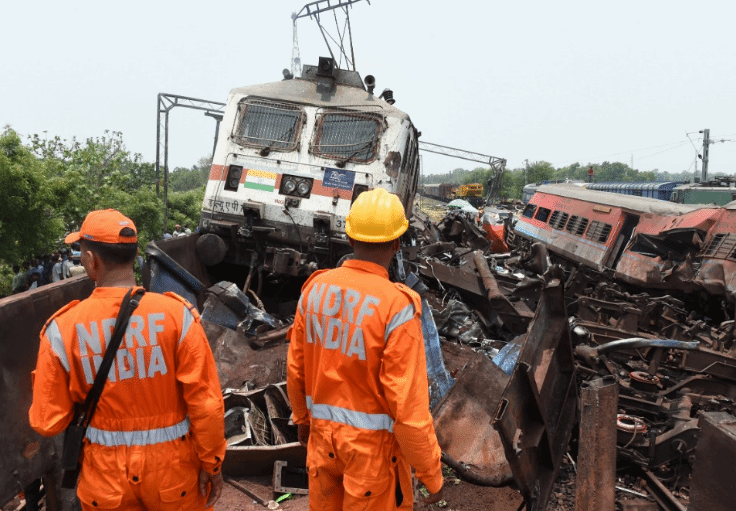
<box><xmin>29</xmin><ymin>209</ymin><xmax>226</xmax><ymax>510</ymax></box>
<box><xmin>287</xmin><ymin>189</ymin><xmax>444</xmax><ymax>510</ymax></box>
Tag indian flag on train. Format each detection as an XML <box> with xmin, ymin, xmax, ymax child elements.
<box><xmin>243</xmin><ymin>169</ymin><xmax>277</xmax><ymax>192</ymax></box>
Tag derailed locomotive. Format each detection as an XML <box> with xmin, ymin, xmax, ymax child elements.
<box><xmin>196</xmin><ymin>58</ymin><xmax>419</xmax><ymax>279</ymax></box>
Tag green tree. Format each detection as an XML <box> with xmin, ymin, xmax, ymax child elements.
<box><xmin>169</xmin><ymin>156</ymin><xmax>211</xmax><ymax>193</ymax></box>
<box><xmin>500</xmin><ymin>168</ymin><xmax>522</xmax><ymax>200</ymax></box>
<box><xmin>0</xmin><ymin>127</ymin><xmax>65</xmax><ymax>264</ymax></box>
<box><xmin>166</xmin><ymin>187</ymin><xmax>205</xmax><ymax>233</ymax></box>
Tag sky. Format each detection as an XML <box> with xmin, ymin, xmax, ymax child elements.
<box><xmin>3</xmin><ymin>1</ymin><xmax>736</xmax><ymax>178</ymax></box>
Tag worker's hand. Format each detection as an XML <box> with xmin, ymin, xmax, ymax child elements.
<box><xmin>422</xmin><ymin>486</ymin><xmax>443</xmax><ymax>506</ymax></box>
<box><xmin>199</xmin><ymin>469</ymin><xmax>223</xmax><ymax>508</ymax></box>
<box><xmin>298</xmin><ymin>423</ymin><xmax>310</xmax><ymax>448</ymax></box>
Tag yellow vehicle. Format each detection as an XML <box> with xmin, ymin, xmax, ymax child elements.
<box><xmin>450</xmin><ymin>183</ymin><xmax>484</xmax><ymax>205</ymax></box>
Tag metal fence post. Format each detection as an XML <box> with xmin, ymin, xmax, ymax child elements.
<box><xmin>575</xmin><ymin>375</ymin><xmax>618</xmax><ymax>511</ymax></box>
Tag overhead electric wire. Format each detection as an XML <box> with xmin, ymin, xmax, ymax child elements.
<box><xmin>635</xmin><ymin>140</ymin><xmax>689</xmax><ymax>160</ymax></box>
<box><xmin>554</xmin><ymin>139</ymin><xmax>690</xmax><ymax>167</ymax></box>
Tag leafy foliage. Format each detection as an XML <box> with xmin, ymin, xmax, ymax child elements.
<box><xmin>0</xmin><ymin>128</ymin><xmax>206</xmax><ymax>271</ymax></box>
<box><xmin>169</xmin><ymin>156</ymin><xmax>211</xmax><ymax>193</ymax></box>
<box><xmin>0</xmin><ymin>127</ymin><xmax>65</xmax><ymax>264</ymax></box>
<box><xmin>424</xmin><ymin>158</ymin><xmax>681</xmax><ymax>201</ymax></box>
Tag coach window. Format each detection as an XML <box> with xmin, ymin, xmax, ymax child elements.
<box><xmin>522</xmin><ymin>204</ymin><xmax>536</xmax><ymax>218</ymax></box>
<box><xmin>702</xmin><ymin>233</ymin><xmax>730</xmax><ymax>258</ymax></box>
<box><xmin>585</xmin><ymin>221</ymin><xmax>613</xmax><ymax>243</ymax></box>
<box><xmin>549</xmin><ymin>211</ymin><xmax>570</xmax><ymax>230</ymax></box>
<box><xmin>312</xmin><ymin>111</ymin><xmax>381</xmax><ymax>163</ymax></box>
<box><xmin>566</xmin><ymin>216</ymin><xmax>589</xmax><ymax>236</ymax></box>
<box><xmin>234</xmin><ymin>99</ymin><xmax>303</xmax><ymax>152</ymax></box>
<box><xmin>535</xmin><ymin>207</ymin><xmax>551</xmax><ymax>223</ymax></box>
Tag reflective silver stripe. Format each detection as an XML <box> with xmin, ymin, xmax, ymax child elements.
<box><xmin>179</xmin><ymin>306</ymin><xmax>195</xmax><ymax>345</ymax></box>
<box><xmin>384</xmin><ymin>304</ymin><xmax>415</xmax><ymax>342</ymax></box>
<box><xmin>46</xmin><ymin>320</ymin><xmax>70</xmax><ymax>373</ymax></box>
<box><xmin>298</xmin><ymin>295</ymin><xmax>304</xmax><ymax>315</ymax></box>
<box><xmin>306</xmin><ymin>397</ymin><xmax>394</xmax><ymax>432</ymax></box>
<box><xmin>86</xmin><ymin>417</ymin><xmax>190</xmax><ymax>447</ymax></box>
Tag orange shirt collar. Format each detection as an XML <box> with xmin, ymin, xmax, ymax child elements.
<box><xmin>341</xmin><ymin>259</ymin><xmax>389</xmax><ymax>280</ymax></box>
<box><xmin>90</xmin><ymin>286</ymin><xmax>143</xmax><ymax>299</ymax></box>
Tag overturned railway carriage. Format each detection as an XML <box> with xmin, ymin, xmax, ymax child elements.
<box><xmin>697</xmin><ymin>202</ymin><xmax>736</xmax><ymax>299</ymax></box>
<box><xmin>198</xmin><ymin>62</ymin><xmax>420</xmax><ymax>276</ymax></box>
<box><xmin>513</xmin><ymin>184</ymin><xmax>720</xmax><ymax>291</ymax></box>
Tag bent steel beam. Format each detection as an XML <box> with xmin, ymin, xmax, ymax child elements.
<box><xmin>492</xmin><ymin>268</ymin><xmax>577</xmax><ymax>511</ymax></box>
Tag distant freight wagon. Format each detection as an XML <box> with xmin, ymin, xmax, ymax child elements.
<box><xmin>423</xmin><ymin>182</ymin><xmax>485</xmax><ymax>206</ymax></box>
<box><xmin>671</xmin><ymin>178</ymin><xmax>736</xmax><ymax>206</ymax></box>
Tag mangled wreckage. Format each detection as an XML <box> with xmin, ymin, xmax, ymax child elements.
<box><xmin>9</xmin><ymin>183</ymin><xmax>736</xmax><ymax>510</ymax></box>
<box><xmin>142</xmin><ymin>183</ymin><xmax>736</xmax><ymax>510</ymax></box>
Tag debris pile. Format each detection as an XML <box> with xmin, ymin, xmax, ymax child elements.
<box><xmin>148</xmin><ymin>198</ymin><xmax>736</xmax><ymax>509</ymax></box>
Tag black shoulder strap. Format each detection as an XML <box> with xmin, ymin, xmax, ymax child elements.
<box><xmin>75</xmin><ymin>287</ymin><xmax>146</xmax><ymax>428</ymax></box>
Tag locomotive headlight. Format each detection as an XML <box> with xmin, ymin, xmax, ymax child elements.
<box><xmin>225</xmin><ymin>165</ymin><xmax>243</xmax><ymax>191</ymax></box>
<box><xmin>297</xmin><ymin>181</ymin><xmax>311</xmax><ymax>196</ymax></box>
<box><xmin>283</xmin><ymin>178</ymin><xmax>297</xmax><ymax>195</ymax></box>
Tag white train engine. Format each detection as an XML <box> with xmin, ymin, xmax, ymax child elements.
<box><xmin>196</xmin><ymin>58</ymin><xmax>419</xmax><ymax>278</ymax></box>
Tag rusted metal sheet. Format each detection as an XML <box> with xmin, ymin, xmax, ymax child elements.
<box><xmin>695</xmin><ymin>259</ymin><xmax>733</xmax><ymax>296</ymax></box>
<box><xmin>419</xmin><ymin>259</ymin><xmax>484</xmax><ymax>297</ymax></box>
<box><xmin>0</xmin><ymin>276</ymin><xmax>95</xmax><ymax>510</ymax></box>
<box><xmin>679</xmin><ymin>346</ymin><xmax>736</xmax><ymax>382</ymax></box>
<box><xmin>575</xmin><ymin>296</ymin><xmax>641</xmax><ymax>334</ymax></box>
<box><xmin>474</xmin><ymin>251</ymin><xmax>532</xmax><ymax>335</ymax></box>
<box><xmin>614</xmin><ymin>251</ymin><xmax>700</xmax><ymax>291</ymax></box>
<box><xmin>222</xmin><ymin>384</ymin><xmax>306</xmax><ymax>477</ymax></box>
<box><xmin>689</xmin><ymin>411</ymin><xmax>736</xmax><ymax>511</ymax></box>
<box><xmin>432</xmin><ymin>353</ymin><xmax>512</xmax><ymax>486</ymax></box>
<box><xmin>492</xmin><ymin>270</ymin><xmax>577</xmax><ymax>511</ymax></box>
<box><xmin>636</xmin><ymin>208</ymin><xmax>722</xmax><ymax>235</ymax></box>
<box><xmin>203</xmin><ymin>321</ymin><xmax>289</xmax><ymax>390</ymax></box>
<box><xmin>630</xmin><ymin>209</ymin><xmax>719</xmax><ymax>235</ymax></box>
<box><xmin>419</xmin><ymin>256</ymin><xmax>532</xmax><ymax>336</ymax></box>
<box><xmin>575</xmin><ymin>376</ymin><xmax>618</xmax><ymax>511</ymax></box>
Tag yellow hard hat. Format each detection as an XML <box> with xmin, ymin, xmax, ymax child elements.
<box><xmin>345</xmin><ymin>188</ymin><xmax>408</xmax><ymax>243</ymax></box>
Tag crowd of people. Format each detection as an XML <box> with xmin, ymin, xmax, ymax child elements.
<box><xmin>162</xmin><ymin>223</ymin><xmax>192</xmax><ymax>239</ymax></box>
<box><xmin>7</xmin><ymin>223</ymin><xmax>192</xmax><ymax>297</ymax></box>
<box><xmin>10</xmin><ymin>244</ymin><xmax>85</xmax><ymax>294</ymax></box>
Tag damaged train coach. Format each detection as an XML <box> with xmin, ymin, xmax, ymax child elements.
<box><xmin>195</xmin><ymin>58</ymin><xmax>420</xmax><ymax>278</ymax></box>
<box><xmin>512</xmin><ymin>184</ymin><xmax>725</xmax><ymax>294</ymax></box>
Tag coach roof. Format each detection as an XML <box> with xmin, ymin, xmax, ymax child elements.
<box><xmin>535</xmin><ymin>184</ymin><xmax>709</xmax><ymax>216</ymax></box>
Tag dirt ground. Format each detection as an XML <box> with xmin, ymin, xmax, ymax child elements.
<box><xmin>213</xmin><ymin>342</ymin><xmax>529</xmax><ymax>511</ymax></box>
<box><xmin>216</xmin><ymin>469</ymin><xmax>525</xmax><ymax>511</ymax></box>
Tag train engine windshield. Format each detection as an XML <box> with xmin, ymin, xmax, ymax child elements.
<box><xmin>234</xmin><ymin>99</ymin><xmax>303</xmax><ymax>152</ymax></box>
<box><xmin>312</xmin><ymin>111</ymin><xmax>380</xmax><ymax>163</ymax></box>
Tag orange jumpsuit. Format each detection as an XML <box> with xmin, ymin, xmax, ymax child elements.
<box><xmin>29</xmin><ymin>286</ymin><xmax>226</xmax><ymax>510</ymax></box>
<box><xmin>287</xmin><ymin>259</ymin><xmax>443</xmax><ymax>511</ymax></box>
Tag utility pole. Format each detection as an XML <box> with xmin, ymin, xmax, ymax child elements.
<box><xmin>700</xmin><ymin>129</ymin><xmax>710</xmax><ymax>182</ymax></box>
<box><xmin>524</xmin><ymin>159</ymin><xmax>529</xmax><ymax>186</ymax></box>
